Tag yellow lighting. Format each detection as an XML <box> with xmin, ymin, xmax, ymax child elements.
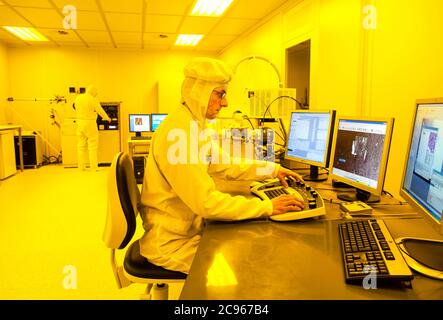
<box><xmin>2</xmin><ymin>26</ymin><xmax>49</xmax><ymax>42</ymax></box>
<box><xmin>206</xmin><ymin>253</ymin><xmax>238</xmax><ymax>287</ymax></box>
<box><xmin>191</xmin><ymin>0</ymin><xmax>234</xmax><ymax>17</ymax></box>
<box><xmin>175</xmin><ymin>34</ymin><xmax>204</xmax><ymax>46</ymax></box>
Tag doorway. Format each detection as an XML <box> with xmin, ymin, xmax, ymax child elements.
<box><xmin>286</xmin><ymin>39</ymin><xmax>311</xmax><ymax>109</ymax></box>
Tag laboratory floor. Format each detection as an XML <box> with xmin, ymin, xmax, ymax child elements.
<box><xmin>0</xmin><ymin>164</ymin><xmax>183</xmax><ymax>300</ymax></box>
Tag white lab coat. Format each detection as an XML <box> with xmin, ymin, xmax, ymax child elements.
<box><xmin>74</xmin><ymin>92</ymin><xmax>109</xmax><ymax>170</ymax></box>
<box><xmin>139</xmin><ymin>71</ymin><xmax>280</xmax><ymax>273</ymax></box>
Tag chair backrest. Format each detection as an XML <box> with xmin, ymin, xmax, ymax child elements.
<box><xmin>103</xmin><ymin>152</ymin><xmax>141</xmax><ymax>250</ymax></box>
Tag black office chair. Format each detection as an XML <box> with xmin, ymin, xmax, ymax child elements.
<box><xmin>102</xmin><ymin>152</ymin><xmax>186</xmax><ymax>299</ymax></box>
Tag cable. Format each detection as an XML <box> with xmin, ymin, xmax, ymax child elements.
<box><xmin>262</xmin><ymin>95</ymin><xmax>305</xmax><ymax>119</ymax></box>
<box><xmin>243</xmin><ymin>115</ymin><xmax>255</xmax><ymax>129</ymax></box>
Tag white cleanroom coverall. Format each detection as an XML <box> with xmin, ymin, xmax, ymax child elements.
<box><xmin>139</xmin><ymin>58</ymin><xmax>280</xmax><ymax>274</ymax></box>
<box><xmin>75</xmin><ymin>85</ymin><xmax>110</xmax><ymax>170</ymax></box>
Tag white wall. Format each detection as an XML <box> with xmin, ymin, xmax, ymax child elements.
<box><xmin>0</xmin><ymin>42</ymin><xmax>8</xmax><ymax>124</ymax></box>
<box><xmin>6</xmin><ymin>47</ymin><xmax>214</xmax><ymax>155</ymax></box>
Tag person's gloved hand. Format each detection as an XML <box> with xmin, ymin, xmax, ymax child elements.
<box><xmin>276</xmin><ymin>167</ymin><xmax>304</xmax><ymax>188</ymax></box>
<box><xmin>271</xmin><ymin>195</ymin><xmax>304</xmax><ymax>215</ymax></box>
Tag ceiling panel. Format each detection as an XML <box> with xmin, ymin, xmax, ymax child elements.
<box><xmin>145</xmin><ymin>15</ymin><xmax>182</xmax><ymax>33</ymax></box>
<box><xmin>179</xmin><ymin>16</ymin><xmax>219</xmax><ymax>34</ymax></box>
<box><xmin>75</xmin><ymin>11</ymin><xmax>106</xmax><ymax>30</ymax></box>
<box><xmin>0</xmin><ymin>5</ymin><xmax>32</xmax><ymax>26</ymax></box>
<box><xmin>76</xmin><ymin>30</ymin><xmax>110</xmax><ymax>43</ymax></box>
<box><xmin>112</xmin><ymin>31</ymin><xmax>142</xmax><ymax>44</ymax></box>
<box><xmin>0</xmin><ymin>0</ymin><xmax>291</xmax><ymax>52</ymax></box>
<box><xmin>52</xmin><ymin>0</ymin><xmax>99</xmax><ymax>11</ymax></box>
<box><xmin>100</xmin><ymin>0</ymin><xmax>143</xmax><ymax>13</ymax></box>
<box><xmin>211</xmin><ymin>18</ymin><xmax>258</xmax><ymax>36</ymax></box>
<box><xmin>3</xmin><ymin>0</ymin><xmax>52</xmax><ymax>8</ymax></box>
<box><xmin>87</xmin><ymin>42</ymin><xmax>114</xmax><ymax>48</ymax></box>
<box><xmin>144</xmin><ymin>32</ymin><xmax>175</xmax><ymax>46</ymax></box>
<box><xmin>105</xmin><ymin>12</ymin><xmax>142</xmax><ymax>32</ymax></box>
<box><xmin>227</xmin><ymin>0</ymin><xmax>288</xmax><ymax>19</ymax></box>
<box><xmin>13</xmin><ymin>7</ymin><xmax>62</xmax><ymax>28</ymax></box>
<box><xmin>145</xmin><ymin>0</ymin><xmax>193</xmax><ymax>15</ymax></box>
<box><xmin>199</xmin><ymin>35</ymin><xmax>236</xmax><ymax>47</ymax></box>
<box><xmin>39</xmin><ymin>28</ymin><xmax>82</xmax><ymax>42</ymax></box>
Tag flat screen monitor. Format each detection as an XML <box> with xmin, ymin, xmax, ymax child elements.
<box><xmin>284</xmin><ymin>110</ymin><xmax>336</xmax><ymax>181</ymax></box>
<box><xmin>400</xmin><ymin>98</ymin><xmax>443</xmax><ymax>235</ymax></box>
<box><xmin>151</xmin><ymin>113</ymin><xmax>167</xmax><ymax>132</ymax></box>
<box><xmin>329</xmin><ymin>116</ymin><xmax>394</xmax><ymax>203</ymax></box>
<box><xmin>129</xmin><ymin>114</ymin><xmax>151</xmax><ymax>137</ymax></box>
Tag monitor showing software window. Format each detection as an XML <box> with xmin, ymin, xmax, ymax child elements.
<box><xmin>284</xmin><ymin>110</ymin><xmax>336</xmax><ymax>181</ymax></box>
<box><xmin>401</xmin><ymin>98</ymin><xmax>443</xmax><ymax>233</ymax></box>
<box><xmin>396</xmin><ymin>98</ymin><xmax>443</xmax><ymax>280</ymax></box>
<box><xmin>330</xmin><ymin>117</ymin><xmax>394</xmax><ymax>203</ymax></box>
<box><xmin>151</xmin><ymin>113</ymin><xmax>167</xmax><ymax>132</ymax></box>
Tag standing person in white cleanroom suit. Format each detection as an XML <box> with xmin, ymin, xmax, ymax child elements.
<box><xmin>74</xmin><ymin>85</ymin><xmax>111</xmax><ymax>171</ymax></box>
<box><xmin>139</xmin><ymin>57</ymin><xmax>305</xmax><ymax>274</ymax></box>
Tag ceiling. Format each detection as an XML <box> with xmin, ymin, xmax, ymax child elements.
<box><xmin>0</xmin><ymin>0</ymin><xmax>289</xmax><ymax>52</ymax></box>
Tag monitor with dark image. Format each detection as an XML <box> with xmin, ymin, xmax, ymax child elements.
<box><xmin>401</xmin><ymin>98</ymin><xmax>443</xmax><ymax>234</ymax></box>
<box><xmin>284</xmin><ymin>110</ymin><xmax>336</xmax><ymax>181</ymax></box>
<box><xmin>329</xmin><ymin>117</ymin><xmax>394</xmax><ymax>203</ymax></box>
<box><xmin>129</xmin><ymin>114</ymin><xmax>151</xmax><ymax>138</ymax></box>
<box><xmin>151</xmin><ymin>113</ymin><xmax>168</xmax><ymax>132</ymax></box>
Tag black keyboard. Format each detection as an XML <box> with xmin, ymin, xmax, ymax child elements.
<box><xmin>338</xmin><ymin>219</ymin><xmax>413</xmax><ymax>284</ymax></box>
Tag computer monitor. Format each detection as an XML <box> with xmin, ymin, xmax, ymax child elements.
<box><xmin>284</xmin><ymin>110</ymin><xmax>336</xmax><ymax>181</ymax></box>
<box><xmin>329</xmin><ymin>116</ymin><xmax>394</xmax><ymax>203</ymax></box>
<box><xmin>151</xmin><ymin>113</ymin><xmax>168</xmax><ymax>132</ymax></box>
<box><xmin>129</xmin><ymin>114</ymin><xmax>151</xmax><ymax>138</ymax></box>
<box><xmin>400</xmin><ymin>98</ymin><xmax>443</xmax><ymax>235</ymax></box>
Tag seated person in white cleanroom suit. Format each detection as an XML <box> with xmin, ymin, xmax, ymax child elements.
<box><xmin>139</xmin><ymin>57</ymin><xmax>305</xmax><ymax>274</ymax></box>
<box><xmin>74</xmin><ymin>85</ymin><xmax>111</xmax><ymax>171</ymax></box>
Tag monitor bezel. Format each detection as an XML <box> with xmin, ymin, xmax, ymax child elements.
<box><xmin>129</xmin><ymin>114</ymin><xmax>151</xmax><ymax>133</ymax></box>
<box><xmin>284</xmin><ymin>109</ymin><xmax>336</xmax><ymax>168</ymax></box>
<box><xmin>399</xmin><ymin>98</ymin><xmax>443</xmax><ymax>235</ymax></box>
<box><xmin>329</xmin><ymin>115</ymin><xmax>394</xmax><ymax>196</ymax></box>
<box><xmin>150</xmin><ymin>113</ymin><xmax>168</xmax><ymax>132</ymax></box>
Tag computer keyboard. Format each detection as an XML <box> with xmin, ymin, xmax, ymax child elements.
<box><xmin>338</xmin><ymin>219</ymin><xmax>413</xmax><ymax>284</ymax></box>
<box><xmin>250</xmin><ymin>178</ymin><xmax>326</xmax><ymax>221</ymax></box>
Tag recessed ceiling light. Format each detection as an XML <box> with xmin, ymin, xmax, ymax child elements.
<box><xmin>175</xmin><ymin>34</ymin><xmax>204</xmax><ymax>46</ymax></box>
<box><xmin>2</xmin><ymin>26</ymin><xmax>49</xmax><ymax>41</ymax></box>
<box><xmin>191</xmin><ymin>0</ymin><xmax>234</xmax><ymax>17</ymax></box>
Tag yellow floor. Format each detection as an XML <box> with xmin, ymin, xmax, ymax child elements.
<box><xmin>0</xmin><ymin>164</ymin><xmax>183</xmax><ymax>300</ymax></box>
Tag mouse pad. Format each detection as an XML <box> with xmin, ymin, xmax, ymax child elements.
<box><xmin>402</xmin><ymin>239</ymin><xmax>443</xmax><ymax>271</ymax></box>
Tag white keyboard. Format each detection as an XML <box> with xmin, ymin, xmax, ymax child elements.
<box><xmin>250</xmin><ymin>178</ymin><xmax>326</xmax><ymax>221</ymax></box>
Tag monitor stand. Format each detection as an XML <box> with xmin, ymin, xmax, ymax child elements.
<box><xmin>303</xmin><ymin>165</ymin><xmax>328</xmax><ymax>182</ymax></box>
<box><xmin>337</xmin><ymin>188</ymin><xmax>381</xmax><ymax>203</ymax></box>
<box><xmin>132</xmin><ymin>133</ymin><xmax>150</xmax><ymax>140</ymax></box>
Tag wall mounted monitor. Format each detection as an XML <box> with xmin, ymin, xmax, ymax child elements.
<box><xmin>284</xmin><ymin>110</ymin><xmax>336</xmax><ymax>181</ymax></box>
<box><xmin>329</xmin><ymin>116</ymin><xmax>394</xmax><ymax>203</ymax></box>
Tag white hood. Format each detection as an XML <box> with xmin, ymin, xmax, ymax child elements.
<box><xmin>181</xmin><ymin>57</ymin><xmax>233</xmax><ymax>125</ymax></box>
